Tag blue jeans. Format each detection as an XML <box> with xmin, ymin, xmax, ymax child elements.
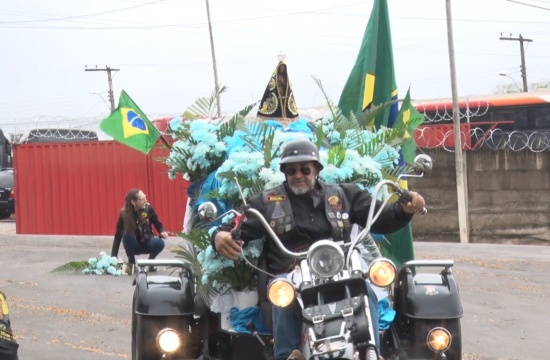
<box><xmin>122</xmin><ymin>233</ymin><xmax>165</xmax><ymax>264</ymax></box>
<box><xmin>271</xmin><ymin>275</ymin><xmax>380</xmax><ymax>360</ymax></box>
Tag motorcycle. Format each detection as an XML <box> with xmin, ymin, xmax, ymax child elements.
<box><xmin>130</xmin><ymin>154</ymin><xmax>463</xmax><ymax>360</ymax></box>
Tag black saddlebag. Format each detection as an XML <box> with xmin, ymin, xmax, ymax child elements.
<box><xmin>395</xmin><ymin>262</ymin><xmax>463</xmax><ymax>320</ymax></box>
<box><xmin>301</xmin><ymin>278</ymin><xmax>371</xmax><ymax>344</ymax></box>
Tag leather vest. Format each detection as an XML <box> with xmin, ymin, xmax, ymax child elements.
<box><xmin>262</xmin><ymin>183</ymin><xmax>352</xmax><ymax>241</ymax></box>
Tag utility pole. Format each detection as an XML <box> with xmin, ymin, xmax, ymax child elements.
<box><xmin>499</xmin><ymin>34</ymin><xmax>532</xmax><ymax>92</ymax></box>
<box><xmin>446</xmin><ymin>0</ymin><xmax>469</xmax><ymax>244</ymax></box>
<box><xmin>85</xmin><ymin>65</ymin><xmax>120</xmax><ymax>112</ymax></box>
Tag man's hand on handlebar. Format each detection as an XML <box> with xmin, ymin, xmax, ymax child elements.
<box><xmin>214</xmin><ymin>231</ymin><xmax>243</xmax><ymax>260</ymax></box>
<box><xmin>401</xmin><ymin>191</ymin><xmax>426</xmax><ymax>214</ymax></box>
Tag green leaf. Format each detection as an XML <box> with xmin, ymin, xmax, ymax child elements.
<box><xmin>184</xmin><ymin>84</ymin><xmax>228</xmax><ymax>119</ymax></box>
<box><xmin>50</xmin><ymin>261</ymin><xmax>89</xmax><ymax>274</ymax></box>
<box><xmin>217</xmin><ymin>101</ymin><xmax>257</xmax><ymax>140</ymax></box>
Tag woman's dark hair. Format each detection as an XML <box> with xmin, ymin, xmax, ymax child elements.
<box><xmin>122</xmin><ymin>188</ymin><xmax>141</xmax><ymax>233</ymax></box>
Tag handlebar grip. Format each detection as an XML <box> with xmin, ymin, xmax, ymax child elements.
<box><xmin>399</xmin><ymin>189</ymin><xmax>427</xmax><ymax>215</ymax></box>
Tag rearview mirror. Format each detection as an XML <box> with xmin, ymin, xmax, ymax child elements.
<box><xmin>413</xmin><ymin>154</ymin><xmax>433</xmax><ymax>176</ymax></box>
<box><xmin>198</xmin><ymin>202</ymin><xmax>217</xmax><ymax>222</ymax></box>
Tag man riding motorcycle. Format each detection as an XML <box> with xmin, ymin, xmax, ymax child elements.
<box><xmin>212</xmin><ymin>138</ymin><xmax>425</xmax><ymax>360</ymax></box>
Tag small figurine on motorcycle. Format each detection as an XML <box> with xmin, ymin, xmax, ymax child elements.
<box><xmin>212</xmin><ymin>138</ymin><xmax>425</xmax><ymax>360</ymax></box>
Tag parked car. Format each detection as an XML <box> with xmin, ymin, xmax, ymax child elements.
<box><xmin>0</xmin><ymin>168</ymin><xmax>14</xmax><ymax>220</ymax></box>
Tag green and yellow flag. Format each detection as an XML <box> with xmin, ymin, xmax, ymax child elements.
<box><xmin>394</xmin><ymin>87</ymin><xmax>424</xmax><ymax>163</ymax></box>
<box><xmin>339</xmin><ymin>0</ymin><xmax>418</xmax><ymax>267</ymax></box>
<box><xmin>338</xmin><ymin>0</ymin><xmax>398</xmax><ymax>128</ymax></box>
<box><xmin>100</xmin><ymin>90</ymin><xmax>160</xmax><ymax>154</ymax></box>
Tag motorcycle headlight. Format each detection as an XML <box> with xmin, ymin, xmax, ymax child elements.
<box><xmin>368</xmin><ymin>258</ymin><xmax>396</xmax><ymax>287</ymax></box>
<box><xmin>427</xmin><ymin>327</ymin><xmax>452</xmax><ymax>352</ymax></box>
<box><xmin>156</xmin><ymin>328</ymin><xmax>181</xmax><ymax>354</ymax></box>
<box><xmin>268</xmin><ymin>279</ymin><xmax>295</xmax><ymax>307</ymax></box>
<box><xmin>307</xmin><ymin>240</ymin><xmax>345</xmax><ymax>278</ymax></box>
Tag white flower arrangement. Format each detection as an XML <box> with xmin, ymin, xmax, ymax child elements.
<box><xmin>50</xmin><ymin>251</ymin><xmax>124</xmax><ymax>276</ymax></box>
<box><xmin>82</xmin><ymin>251</ymin><xmax>124</xmax><ymax>276</ymax></box>
<box><xmin>167</xmin><ymin>117</ymin><xmax>229</xmax><ymax>183</ymax></box>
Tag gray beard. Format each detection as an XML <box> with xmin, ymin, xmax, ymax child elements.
<box><xmin>289</xmin><ymin>178</ymin><xmax>316</xmax><ymax>195</ymax></box>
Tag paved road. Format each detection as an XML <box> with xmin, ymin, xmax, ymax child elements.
<box><xmin>1</xmin><ymin>223</ymin><xmax>549</xmax><ymax>360</ymax></box>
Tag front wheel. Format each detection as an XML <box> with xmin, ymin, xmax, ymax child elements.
<box><xmin>362</xmin><ymin>346</ymin><xmax>378</xmax><ymax>360</ymax></box>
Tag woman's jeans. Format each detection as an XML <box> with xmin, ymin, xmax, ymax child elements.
<box><xmin>271</xmin><ymin>274</ymin><xmax>380</xmax><ymax>360</ymax></box>
<box><xmin>122</xmin><ymin>233</ymin><xmax>165</xmax><ymax>264</ymax></box>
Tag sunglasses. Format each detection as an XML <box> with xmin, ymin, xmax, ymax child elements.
<box><xmin>284</xmin><ymin>166</ymin><xmax>312</xmax><ymax>176</ymax></box>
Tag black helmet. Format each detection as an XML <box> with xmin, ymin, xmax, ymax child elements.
<box><xmin>279</xmin><ymin>138</ymin><xmax>324</xmax><ymax>171</ymax></box>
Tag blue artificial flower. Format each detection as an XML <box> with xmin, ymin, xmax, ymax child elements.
<box><xmin>243</xmin><ymin>239</ymin><xmax>263</xmax><ymax>259</ymax></box>
<box><xmin>106</xmin><ymin>265</ymin><xmax>117</xmax><ymax>275</ymax></box>
<box><xmin>221</xmin><ymin>213</ymin><xmax>236</xmax><ymax>224</ymax></box>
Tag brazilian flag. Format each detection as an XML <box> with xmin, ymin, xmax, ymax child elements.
<box><xmin>100</xmin><ymin>90</ymin><xmax>160</xmax><ymax>154</ymax></box>
<box><xmin>338</xmin><ymin>0</ymin><xmax>418</xmax><ymax>267</ymax></box>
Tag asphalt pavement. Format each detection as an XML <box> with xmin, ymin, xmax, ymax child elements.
<box><xmin>1</xmin><ymin>219</ymin><xmax>549</xmax><ymax>360</ymax></box>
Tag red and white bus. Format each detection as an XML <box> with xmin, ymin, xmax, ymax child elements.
<box><xmin>413</xmin><ymin>91</ymin><xmax>550</xmax><ymax>150</ymax></box>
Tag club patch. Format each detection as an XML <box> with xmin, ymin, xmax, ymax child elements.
<box><xmin>268</xmin><ymin>195</ymin><xmax>286</xmax><ymax>202</ymax></box>
<box><xmin>328</xmin><ymin>195</ymin><xmax>342</xmax><ymax>210</ymax></box>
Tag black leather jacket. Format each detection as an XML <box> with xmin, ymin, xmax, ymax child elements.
<box><xmin>111</xmin><ymin>204</ymin><xmax>165</xmax><ymax>258</ymax></box>
<box><xmin>212</xmin><ymin>181</ymin><xmax>413</xmax><ymax>274</ymax></box>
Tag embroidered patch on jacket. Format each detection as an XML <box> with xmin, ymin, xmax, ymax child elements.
<box><xmin>267</xmin><ymin>195</ymin><xmax>286</xmax><ymax>202</ymax></box>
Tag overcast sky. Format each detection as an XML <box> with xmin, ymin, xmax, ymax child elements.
<box><xmin>0</xmin><ymin>0</ymin><xmax>548</xmax><ymax>136</ymax></box>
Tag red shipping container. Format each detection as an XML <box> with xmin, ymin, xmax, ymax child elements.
<box><xmin>13</xmin><ymin>140</ymin><xmax>189</xmax><ymax>235</ymax></box>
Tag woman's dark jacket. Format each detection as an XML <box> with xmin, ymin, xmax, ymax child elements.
<box><xmin>110</xmin><ymin>204</ymin><xmax>165</xmax><ymax>258</ymax></box>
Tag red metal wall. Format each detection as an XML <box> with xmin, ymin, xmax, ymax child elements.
<box><xmin>13</xmin><ymin>140</ymin><xmax>189</xmax><ymax>235</ymax></box>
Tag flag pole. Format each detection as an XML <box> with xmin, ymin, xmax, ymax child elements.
<box><xmin>205</xmin><ymin>0</ymin><xmax>221</xmax><ymax>118</ymax></box>
<box><xmin>159</xmin><ymin>135</ymin><xmax>171</xmax><ymax>149</ymax></box>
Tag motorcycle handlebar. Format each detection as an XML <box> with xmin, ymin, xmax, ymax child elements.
<box><xmin>244</xmin><ymin>208</ymin><xmax>309</xmax><ymax>258</ymax></box>
<box><xmin>231</xmin><ymin>178</ymin><xmax>427</xmax><ymax>262</ymax></box>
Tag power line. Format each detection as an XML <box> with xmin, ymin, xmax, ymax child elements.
<box><xmin>0</xmin><ymin>0</ymin><xmax>168</xmax><ymax>24</ymax></box>
<box><xmin>505</xmin><ymin>0</ymin><xmax>550</xmax><ymax>10</ymax></box>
